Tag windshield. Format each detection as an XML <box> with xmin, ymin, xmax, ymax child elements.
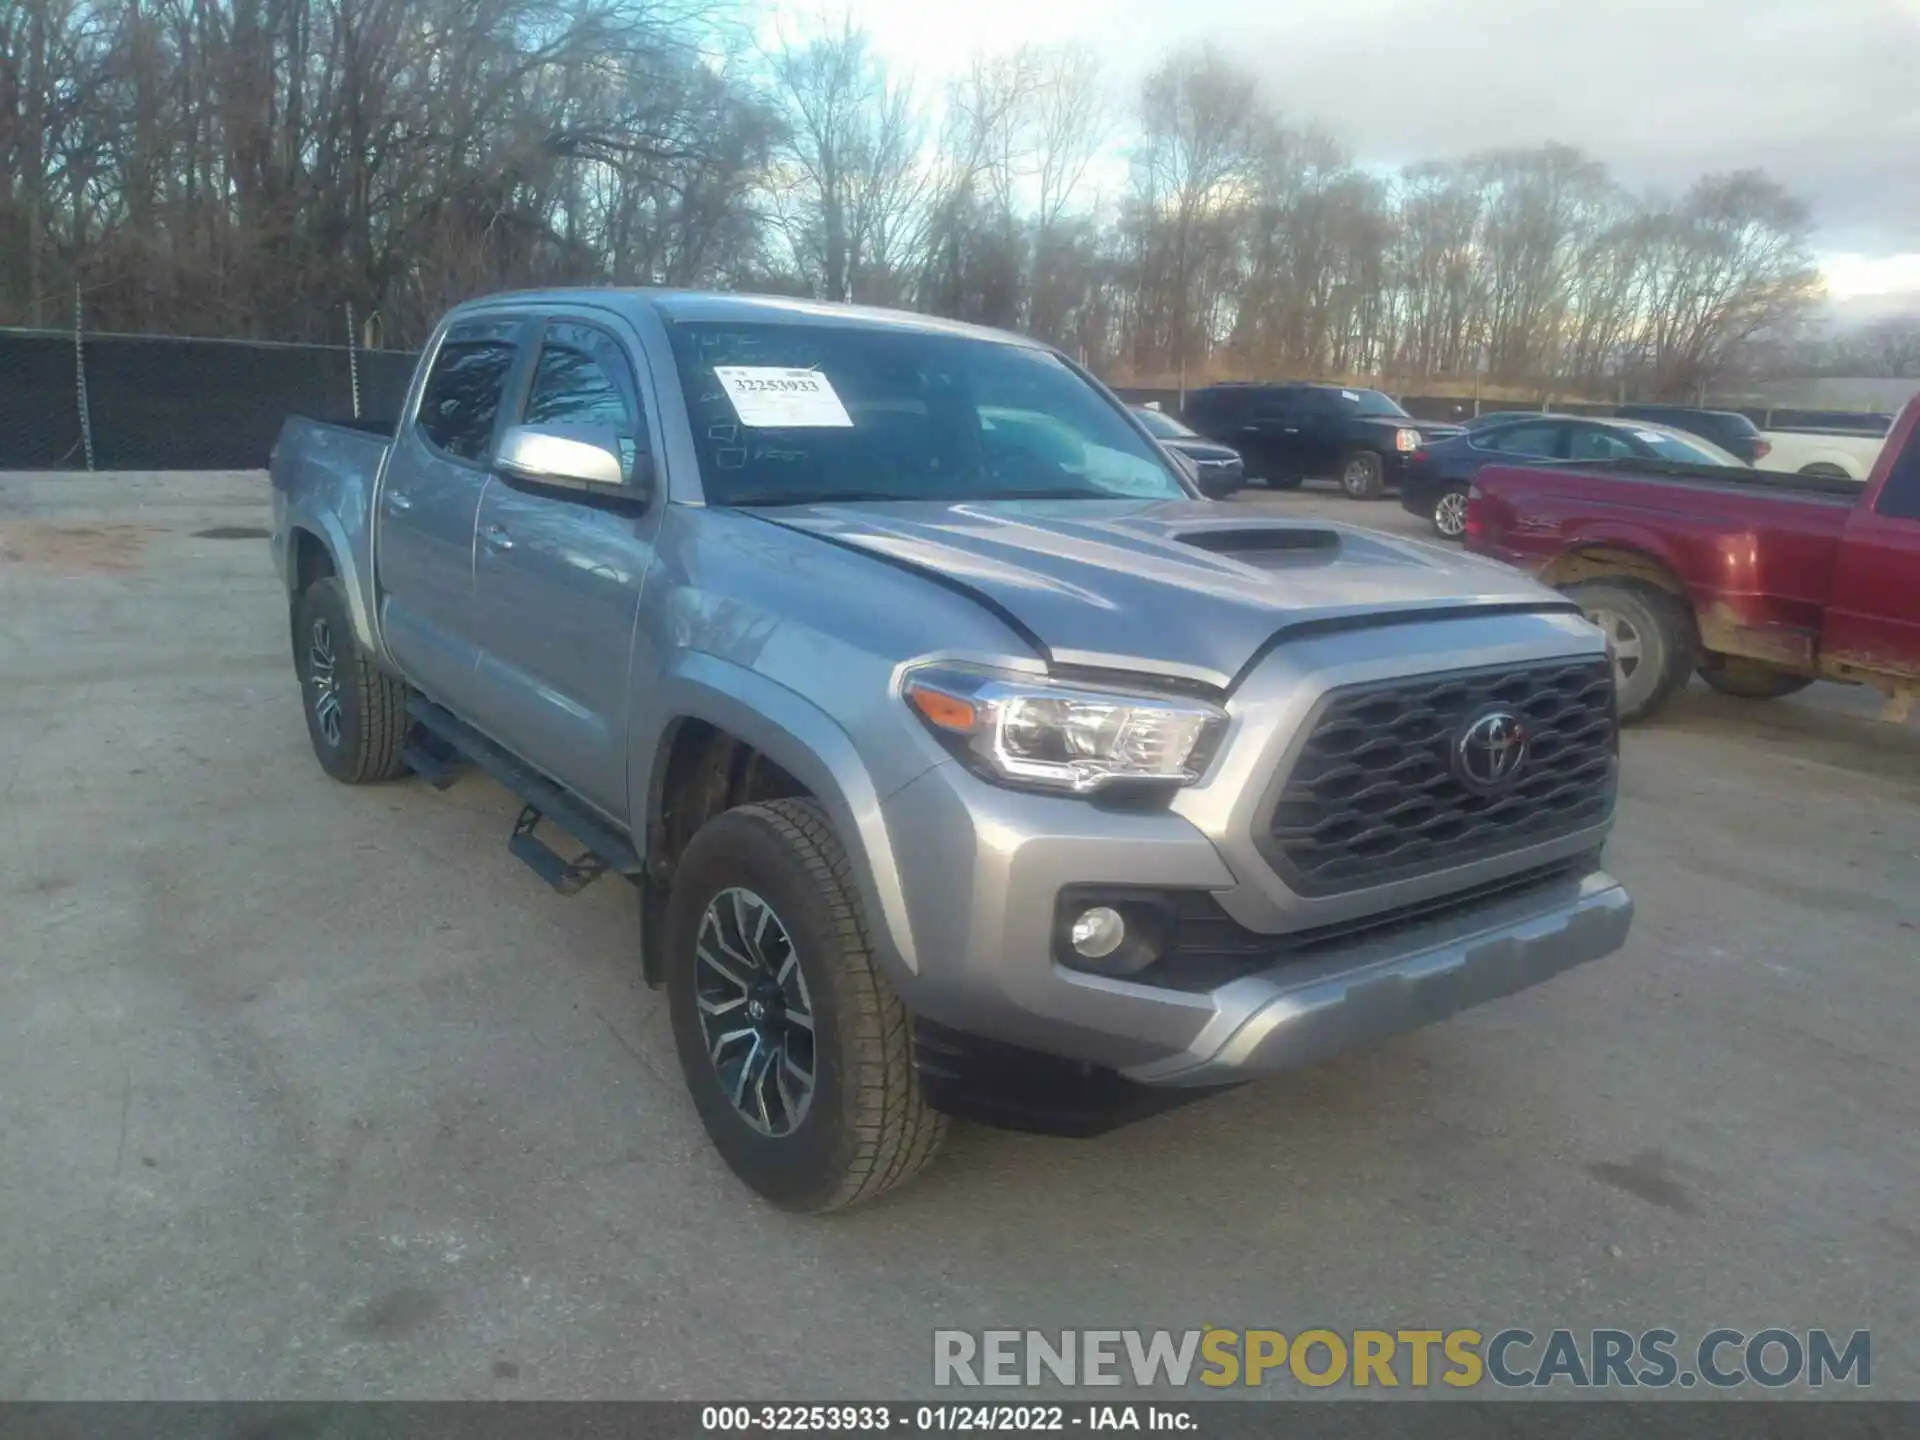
<box><xmin>1339</xmin><ymin>388</ymin><xmax>1411</xmax><ymax>419</ymax></box>
<box><xmin>1133</xmin><ymin>407</ymin><xmax>1197</xmax><ymax>439</ymax></box>
<box><xmin>666</xmin><ymin>322</ymin><xmax>1186</xmax><ymax>506</ymax></box>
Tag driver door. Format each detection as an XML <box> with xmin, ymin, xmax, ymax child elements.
<box><xmin>467</xmin><ymin>317</ymin><xmax>664</xmax><ymax>823</ymax></box>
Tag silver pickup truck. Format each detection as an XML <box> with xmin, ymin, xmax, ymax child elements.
<box><xmin>270</xmin><ymin>289</ymin><xmax>1633</xmax><ymax>1211</ymax></box>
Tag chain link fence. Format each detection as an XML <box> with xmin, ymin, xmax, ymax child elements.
<box><xmin>3</xmin><ymin>329</ymin><xmax>1896</xmax><ymax>473</ymax></box>
<box><xmin>1</xmin><ymin>324</ymin><xmax>419</xmax><ymax>471</ymax></box>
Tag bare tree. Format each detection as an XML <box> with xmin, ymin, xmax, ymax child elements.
<box><xmin>1832</xmin><ymin>316</ymin><xmax>1920</xmax><ymax>378</ymax></box>
<box><xmin>1125</xmin><ymin>46</ymin><xmax>1261</xmax><ymax>376</ymax></box>
<box><xmin>1633</xmin><ymin>171</ymin><xmax>1823</xmax><ymax>398</ymax></box>
<box><xmin>0</xmin><ymin>2</ymin><xmax>1836</xmax><ymax>405</ymax></box>
<box><xmin>766</xmin><ymin>18</ymin><xmax>926</xmax><ymax>304</ymax></box>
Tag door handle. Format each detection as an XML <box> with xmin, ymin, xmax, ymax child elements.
<box><xmin>480</xmin><ymin>524</ymin><xmax>515</xmax><ymax>553</ymax></box>
<box><xmin>386</xmin><ymin>490</ymin><xmax>413</xmax><ymax>513</ymax></box>
<box><xmin>1283</xmin><ymin>427</ymin><xmax>1299</xmax><ymax>434</ymax></box>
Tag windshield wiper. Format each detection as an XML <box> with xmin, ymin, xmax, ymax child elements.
<box><xmin>722</xmin><ymin>488</ymin><xmax>915</xmax><ymax>507</ymax></box>
<box><xmin>724</xmin><ymin>486</ymin><xmax>1132</xmax><ymax>507</ymax></box>
<box><xmin>965</xmin><ymin>487</ymin><xmax>1124</xmax><ymax>502</ymax></box>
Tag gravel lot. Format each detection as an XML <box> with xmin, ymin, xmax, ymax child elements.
<box><xmin>2</xmin><ymin>469</ymin><xmax>1917</xmax><ymax>1400</ymax></box>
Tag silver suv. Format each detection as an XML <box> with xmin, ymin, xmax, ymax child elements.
<box><xmin>270</xmin><ymin>290</ymin><xmax>1633</xmax><ymax>1210</ymax></box>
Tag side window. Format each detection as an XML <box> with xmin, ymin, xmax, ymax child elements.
<box><xmin>1569</xmin><ymin>426</ymin><xmax>1637</xmax><ymax>461</ymax></box>
<box><xmin>521</xmin><ymin>322</ymin><xmax>648</xmax><ymax>481</ymax></box>
<box><xmin>416</xmin><ymin>329</ymin><xmax>519</xmax><ymax>463</ymax></box>
<box><xmin>1486</xmin><ymin>423</ymin><xmax>1567</xmax><ymax>459</ymax></box>
<box><xmin>1877</xmin><ymin>428</ymin><xmax>1920</xmax><ymax>521</ymax></box>
<box><xmin>1255</xmin><ymin>388</ymin><xmax>1301</xmax><ymax>422</ymax></box>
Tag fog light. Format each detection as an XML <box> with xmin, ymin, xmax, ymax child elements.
<box><xmin>1070</xmin><ymin>906</ymin><xmax>1127</xmax><ymax>959</ymax></box>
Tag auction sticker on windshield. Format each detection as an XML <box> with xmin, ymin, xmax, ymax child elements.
<box><xmin>713</xmin><ymin>366</ymin><xmax>854</xmax><ymax>428</ymax></box>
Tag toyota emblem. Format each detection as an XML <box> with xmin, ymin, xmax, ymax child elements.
<box><xmin>1454</xmin><ymin>710</ymin><xmax>1530</xmax><ymax>793</ymax></box>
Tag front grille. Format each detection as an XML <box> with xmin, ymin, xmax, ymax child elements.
<box><xmin>1262</xmin><ymin>659</ymin><xmax>1617</xmax><ymax>897</ymax></box>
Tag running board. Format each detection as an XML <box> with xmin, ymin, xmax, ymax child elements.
<box><xmin>401</xmin><ymin>733</ymin><xmax>470</xmax><ymax>790</ymax></box>
<box><xmin>406</xmin><ymin>697</ymin><xmax>642</xmax><ymax>895</ymax></box>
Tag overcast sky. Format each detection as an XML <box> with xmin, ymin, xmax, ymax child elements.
<box><xmin>794</xmin><ymin>0</ymin><xmax>1920</xmax><ymax>314</ymax></box>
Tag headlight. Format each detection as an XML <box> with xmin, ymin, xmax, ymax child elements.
<box><xmin>902</xmin><ymin>664</ymin><xmax>1227</xmax><ymax>795</ymax></box>
<box><xmin>1394</xmin><ymin>428</ymin><xmax>1422</xmax><ymax>453</ymax></box>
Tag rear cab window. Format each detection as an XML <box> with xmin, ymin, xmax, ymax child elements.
<box><xmin>1876</xmin><ymin>424</ymin><xmax>1920</xmax><ymax>521</ymax></box>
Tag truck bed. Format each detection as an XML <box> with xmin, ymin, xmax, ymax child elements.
<box><xmin>269</xmin><ymin>414</ymin><xmax>390</xmax><ymax>643</ymax></box>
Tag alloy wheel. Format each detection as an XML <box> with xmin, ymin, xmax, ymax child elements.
<box><xmin>308</xmin><ymin>617</ymin><xmax>343</xmax><ymax>746</ymax></box>
<box><xmin>694</xmin><ymin>887</ymin><xmax>816</xmax><ymax>1137</ymax></box>
<box><xmin>1433</xmin><ymin>490</ymin><xmax>1469</xmax><ymax>538</ymax></box>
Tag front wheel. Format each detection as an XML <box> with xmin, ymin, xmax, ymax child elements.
<box><xmin>292</xmin><ymin>576</ymin><xmax>412</xmax><ymax>783</ymax></box>
<box><xmin>1338</xmin><ymin>448</ymin><xmax>1387</xmax><ymax>500</ymax></box>
<box><xmin>1699</xmin><ymin>657</ymin><xmax>1816</xmax><ymax>700</ymax></box>
<box><xmin>665</xmin><ymin>799</ymin><xmax>948</xmax><ymax>1212</ymax></box>
<box><xmin>1431</xmin><ymin>485</ymin><xmax>1470</xmax><ymax>540</ymax></box>
<box><xmin>1565</xmin><ymin>578</ymin><xmax>1698</xmax><ymax>723</ymax></box>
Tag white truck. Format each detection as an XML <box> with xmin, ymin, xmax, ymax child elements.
<box><xmin>1756</xmin><ymin>427</ymin><xmax>1887</xmax><ymax>483</ymax></box>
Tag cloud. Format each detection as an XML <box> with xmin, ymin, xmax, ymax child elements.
<box><xmin>1220</xmin><ymin>0</ymin><xmax>1920</xmax><ymax>251</ymax></box>
<box><xmin>843</xmin><ymin>0</ymin><xmax>1920</xmax><ymax>257</ymax></box>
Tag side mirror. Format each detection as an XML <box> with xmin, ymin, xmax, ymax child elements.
<box><xmin>495</xmin><ymin>423</ymin><xmax>651</xmax><ymax>507</ymax></box>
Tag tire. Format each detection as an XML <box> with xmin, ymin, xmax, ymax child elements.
<box><xmin>665</xmin><ymin>798</ymin><xmax>948</xmax><ymax>1212</ymax></box>
<box><xmin>1699</xmin><ymin>657</ymin><xmax>1816</xmax><ymax>700</ymax></box>
<box><xmin>1338</xmin><ymin>448</ymin><xmax>1387</xmax><ymax>500</ymax></box>
<box><xmin>1430</xmin><ymin>485</ymin><xmax>1470</xmax><ymax>540</ymax></box>
<box><xmin>1564</xmin><ymin>578</ymin><xmax>1698</xmax><ymax>724</ymax></box>
<box><xmin>292</xmin><ymin>576</ymin><xmax>413</xmax><ymax>783</ymax></box>
<box><xmin>1798</xmin><ymin>463</ymin><xmax>1851</xmax><ymax>481</ymax></box>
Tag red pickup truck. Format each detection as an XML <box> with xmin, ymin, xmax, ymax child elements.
<box><xmin>1465</xmin><ymin>395</ymin><xmax>1920</xmax><ymax>723</ymax></box>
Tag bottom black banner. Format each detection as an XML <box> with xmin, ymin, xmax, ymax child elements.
<box><xmin>2</xmin><ymin>1403</ymin><xmax>1917</xmax><ymax>1440</ymax></box>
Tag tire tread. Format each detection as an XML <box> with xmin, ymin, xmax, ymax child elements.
<box><xmin>296</xmin><ymin>577</ymin><xmax>412</xmax><ymax>783</ymax></box>
<box><xmin>749</xmin><ymin>798</ymin><xmax>948</xmax><ymax>1209</ymax></box>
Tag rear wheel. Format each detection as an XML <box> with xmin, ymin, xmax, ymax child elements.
<box><xmin>292</xmin><ymin>577</ymin><xmax>412</xmax><ymax>783</ymax></box>
<box><xmin>1565</xmin><ymin>578</ymin><xmax>1698</xmax><ymax>723</ymax></box>
<box><xmin>1798</xmin><ymin>463</ymin><xmax>1851</xmax><ymax>481</ymax></box>
<box><xmin>1431</xmin><ymin>486</ymin><xmax>1470</xmax><ymax>540</ymax></box>
<box><xmin>1699</xmin><ymin>657</ymin><xmax>1816</xmax><ymax>700</ymax></box>
<box><xmin>666</xmin><ymin>799</ymin><xmax>947</xmax><ymax>1212</ymax></box>
<box><xmin>1338</xmin><ymin>448</ymin><xmax>1387</xmax><ymax>500</ymax></box>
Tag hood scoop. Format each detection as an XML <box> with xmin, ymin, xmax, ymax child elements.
<box><xmin>1173</xmin><ymin>524</ymin><xmax>1343</xmax><ymax>570</ymax></box>
<box><xmin>1172</xmin><ymin>525</ymin><xmax>1340</xmax><ymax>558</ymax></box>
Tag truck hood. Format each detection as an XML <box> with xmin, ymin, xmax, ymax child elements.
<box><xmin>756</xmin><ymin>498</ymin><xmax>1572</xmax><ymax>689</ymax></box>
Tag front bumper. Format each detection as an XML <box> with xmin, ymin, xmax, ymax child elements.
<box><xmin>1122</xmin><ymin>867</ymin><xmax>1630</xmax><ymax>1085</ymax></box>
<box><xmin>875</xmin><ymin>757</ymin><xmax>1633</xmax><ymax>1093</ymax></box>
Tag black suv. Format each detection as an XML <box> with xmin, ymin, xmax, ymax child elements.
<box><xmin>1181</xmin><ymin>383</ymin><xmax>1465</xmax><ymax>499</ymax></box>
<box><xmin>1615</xmin><ymin>405</ymin><xmax>1769</xmax><ymax>465</ymax></box>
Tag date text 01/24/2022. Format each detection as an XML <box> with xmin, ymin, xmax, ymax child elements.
<box><xmin>700</xmin><ymin>1405</ymin><xmax>1197</xmax><ymax>1432</ymax></box>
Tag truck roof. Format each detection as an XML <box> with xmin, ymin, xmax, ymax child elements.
<box><xmin>450</xmin><ymin>287</ymin><xmax>1036</xmax><ymax>347</ymax></box>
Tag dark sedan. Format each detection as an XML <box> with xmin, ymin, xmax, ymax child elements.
<box><xmin>1132</xmin><ymin>406</ymin><xmax>1246</xmax><ymax>497</ymax></box>
<box><xmin>1400</xmin><ymin>415</ymin><xmax>1745</xmax><ymax>539</ymax></box>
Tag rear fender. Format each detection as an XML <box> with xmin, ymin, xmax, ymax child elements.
<box><xmin>1537</xmin><ymin>534</ymin><xmax>1689</xmax><ymax>595</ymax></box>
<box><xmin>285</xmin><ymin>510</ymin><xmax>379</xmax><ymax>655</ymax></box>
